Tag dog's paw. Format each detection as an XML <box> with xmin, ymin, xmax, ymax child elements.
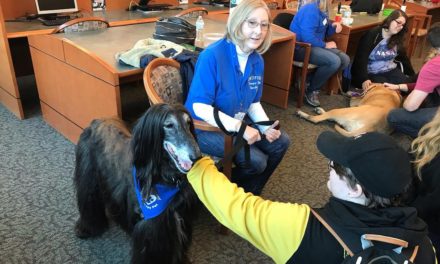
<box><xmin>74</xmin><ymin>220</ymin><xmax>107</xmax><ymax>238</ymax></box>
<box><xmin>295</xmin><ymin>110</ymin><xmax>309</xmax><ymax>119</ymax></box>
<box><xmin>75</xmin><ymin>221</ymin><xmax>93</xmax><ymax>238</ymax></box>
<box><xmin>314</xmin><ymin>107</ymin><xmax>325</xmax><ymax>115</ymax></box>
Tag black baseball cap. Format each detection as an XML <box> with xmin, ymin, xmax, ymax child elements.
<box><xmin>317</xmin><ymin>131</ymin><xmax>412</xmax><ymax>198</ymax></box>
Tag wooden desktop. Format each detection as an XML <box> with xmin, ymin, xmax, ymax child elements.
<box><xmin>28</xmin><ymin>14</ymin><xmax>295</xmax><ymax>143</ymax></box>
<box><xmin>0</xmin><ymin>0</ymin><xmax>229</xmax><ymax>120</ymax></box>
<box><xmin>406</xmin><ymin>0</ymin><xmax>440</xmax><ymax>24</ymax></box>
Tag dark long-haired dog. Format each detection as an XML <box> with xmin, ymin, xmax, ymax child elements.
<box><xmin>74</xmin><ymin>103</ymin><xmax>201</xmax><ymax>263</ymax></box>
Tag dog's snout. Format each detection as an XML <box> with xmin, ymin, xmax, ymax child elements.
<box><xmin>190</xmin><ymin>153</ymin><xmax>203</xmax><ymax>164</ymax></box>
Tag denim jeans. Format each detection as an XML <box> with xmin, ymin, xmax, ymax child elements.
<box><xmin>387</xmin><ymin>107</ymin><xmax>438</xmax><ymax>138</ymax></box>
<box><xmin>196</xmin><ymin>129</ymin><xmax>290</xmax><ymax>195</ymax></box>
<box><xmin>295</xmin><ymin>47</ymin><xmax>350</xmax><ymax>93</ymax></box>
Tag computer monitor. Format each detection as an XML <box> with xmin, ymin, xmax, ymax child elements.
<box><xmin>35</xmin><ymin>0</ymin><xmax>79</xmax><ymax>15</ymax></box>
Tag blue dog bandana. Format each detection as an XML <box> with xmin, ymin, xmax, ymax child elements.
<box><xmin>132</xmin><ymin>167</ymin><xmax>179</xmax><ymax>220</ymax></box>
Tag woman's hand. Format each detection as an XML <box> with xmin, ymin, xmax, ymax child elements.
<box><xmin>384</xmin><ymin>82</ymin><xmax>400</xmax><ymax>90</ymax></box>
<box><xmin>263</xmin><ymin>120</ymin><xmax>281</xmax><ymax>143</ymax></box>
<box><xmin>325</xmin><ymin>41</ymin><xmax>337</xmax><ymax>49</ymax></box>
<box><xmin>332</xmin><ymin>22</ymin><xmax>343</xmax><ymax>33</ymax></box>
<box><xmin>362</xmin><ymin>80</ymin><xmax>372</xmax><ymax>90</ymax></box>
<box><xmin>243</xmin><ymin>126</ymin><xmax>261</xmax><ymax>145</ymax></box>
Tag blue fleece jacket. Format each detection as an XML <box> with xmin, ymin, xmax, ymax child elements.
<box><xmin>185</xmin><ymin>38</ymin><xmax>263</xmax><ymax>120</ymax></box>
<box><xmin>289</xmin><ymin>3</ymin><xmax>336</xmax><ymax>48</ymax></box>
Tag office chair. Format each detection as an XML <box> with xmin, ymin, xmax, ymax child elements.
<box><xmin>143</xmin><ymin>58</ymin><xmax>233</xmax><ymax>181</ymax></box>
<box><xmin>264</xmin><ymin>0</ymin><xmax>279</xmax><ymax>9</ymax></box>
<box><xmin>52</xmin><ymin>17</ymin><xmax>109</xmax><ymax>34</ymax></box>
<box><xmin>410</xmin><ymin>14</ymin><xmax>432</xmax><ymax>58</ymax></box>
<box><xmin>283</xmin><ymin>0</ymin><xmax>297</xmax><ymax>9</ymax></box>
<box><xmin>273</xmin><ymin>12</ymin><xmax>317</xmax><ymax>108</ymax></box>
<box><xmin>383</xmin><ymin>0</ymin><xmax>402</xmax><ymax>9</ymax></box>
<box><xmin>175</xmin><ymin>7</ymin><xmax>208</xmax><ymax>18</ymax></box>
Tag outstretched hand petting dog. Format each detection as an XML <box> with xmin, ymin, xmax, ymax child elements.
<box><xmin>384</xmin><ymin>82</ymin><xmax>409</xmax><ymax>92</ymax></box>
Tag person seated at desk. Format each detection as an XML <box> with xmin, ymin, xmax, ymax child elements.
<box><xmin>184</xmin><ymin>0</ymin><xmax>290</xmax><ymax>195</ymax></box>
<box><xmin>289</xmin><ymin>0</ymin><xmax>350</xmax><ymax>107</ymax></box>
<box><xmin>385</xmin><ymin>24</ymin><xmax>440</xmax><ymax>138</ymax></box>
<box><xmin>351</xmin><ymin>9</ymin><xmax>416</xmax><ymax>91</ymax></box>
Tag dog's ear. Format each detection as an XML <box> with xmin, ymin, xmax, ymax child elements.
<box><xmin>131</xmin><ymin>105</ymin><xmax>168</xmax><ymax>187</ymax></box>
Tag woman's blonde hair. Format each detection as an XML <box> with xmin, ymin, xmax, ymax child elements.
<box><xmin>411</xmin><ymin>108</ymin><xmax>440</xmax><ymax>179</ymax></box>
<box><xmin>225</xmin><ymin>0</ymin><xmax>272</xmax><ymax>54</ymax></box>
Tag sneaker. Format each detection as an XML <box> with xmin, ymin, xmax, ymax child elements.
<box><xmin>305</xmin><ymin>91</ymin><xmax>320</xmax><ymax>107</ymax></box>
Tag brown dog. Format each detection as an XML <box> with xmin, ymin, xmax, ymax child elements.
<box><xmin>296</xmin><ymin>84</ymin><xmax>402</xmax><ymax>137</ymax></box>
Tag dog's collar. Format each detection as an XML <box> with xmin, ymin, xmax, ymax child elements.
<box><xmin>132</xmin><ymin>166</ymin><xmax>179</xmax><ymax>220</ymax></box>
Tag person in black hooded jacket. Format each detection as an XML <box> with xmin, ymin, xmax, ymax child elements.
<box><xmin>351</xmin><ymin>9</ymin><xmax>416</xmax><ymax>90</ymax></box>
<box><xmin>404</xmin><ymin>108</ymin><xmax>440</xmax><ymax>260</ymax></box>
<box><xmin>188</xmin><ymin>131</ymin><xmax>437</xmax><ymax>263</ymax></box>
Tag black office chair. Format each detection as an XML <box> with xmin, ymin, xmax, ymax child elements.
<box><xmin>273</xmin><ymin>13</ymin><xmax>317</xmax><ymax>108</ymax></box>
<box><xmin>52</xmin><ymin>17</ymin><xmax>109</xmax><ymax>34</ymax></box>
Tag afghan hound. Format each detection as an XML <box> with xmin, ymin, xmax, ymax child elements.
<box><xmin>74</xmin><ymin>103</ymin><xmax>202</xmax><ymax>264</ymax></box>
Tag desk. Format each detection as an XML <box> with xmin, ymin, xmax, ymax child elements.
<box><xmin>0</xmin><ymin>4</ymin><xmax>229</xmax><ymax>120</ymax></box>
<box><xmin>5</xmin><ymin>5</ymin><xmax>229</xmax><ymax>38</ymax></box>
<box><xmin>28</xmin><ymin>15</ymin><xmax>295</xmax><ymax>143</ymax></box>
<box><xmin>406</xmin><ymin>0</ymin><xmax>440</xmax><ymax>24</ymax></box>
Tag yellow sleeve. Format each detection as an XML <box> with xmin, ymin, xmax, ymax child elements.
<box><xmin>188</xmin><ymin>157</ymin><xmax>310</xmax><ymax>264</ymax></box>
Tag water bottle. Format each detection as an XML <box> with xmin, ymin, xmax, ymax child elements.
<box><xmin>195</xmin><ymin>15</ymin><xmax>204</xmax><ymax>47</ymax></box>
<box><xmin>400</xmin><ymin>0</ymin><xmax>407</xmax><ymax>12</ymax></box>
<box><xmin>230</xmin><ymin>0</ymin><xmax>240</xmax><ymax>14</ymax></box>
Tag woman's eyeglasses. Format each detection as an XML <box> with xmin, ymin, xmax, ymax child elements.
<box><xmin>393</xmin><ymin>19</ymin><xmax>405</xmax><ymax>26</ymax></box>
<box><xmin>245</xmin><ymin>19</ymin><xmax>270</xmax><ymax>31</ymax></box>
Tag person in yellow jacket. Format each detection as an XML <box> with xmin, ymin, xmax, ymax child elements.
<box><xmin>188</xmin><ymin>131</ymin><xmax>437</xmax><ymax>263</ymax></box>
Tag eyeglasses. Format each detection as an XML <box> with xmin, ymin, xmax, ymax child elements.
<box><xmin>393</xmin><ymin>19</ymin><xmax>405</xmax><ymax>26</ymax></box>
<box><xmin>245</xmin><ymin>19</ymin><xmax>270</xmax><ymax>31</ymax></box>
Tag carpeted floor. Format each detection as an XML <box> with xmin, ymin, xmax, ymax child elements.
<box><xmin>0</xmin><ymin>85</ymin><xmax>413</xmax><ymax>263</ymax></box>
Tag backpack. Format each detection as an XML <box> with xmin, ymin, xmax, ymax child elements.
<box><xmin>153</xmin><ymin>17</ymin><xmax>196</xmax><ymax>45</ymax></box>
<box><xmin>311</xmin><ymin>209</ymin><xmax>419</xmax><ymax>264</ymax></box>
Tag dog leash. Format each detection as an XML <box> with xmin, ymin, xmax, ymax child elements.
<box><xmin>212</xmin><ymin>108</ymin><xmax>278</xmax><ymax>170</ymax></box>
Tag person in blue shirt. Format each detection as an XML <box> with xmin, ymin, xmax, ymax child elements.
<box><xmin>290</xmin><ymin>0</ymin><xmax>350</xmax><ymax>107</ymax></box>
<box><xmin>184</xmin><ymin>0</ymin><xmax>290</xmax><ymax>195</ymax></box>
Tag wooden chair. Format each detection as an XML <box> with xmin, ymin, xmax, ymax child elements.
<box><xmin>175</xmin><ymin>7</ymin><xmax>208</xmax><ymax>18</ymax></box>
<box><xmin>264</xmin><ymin>0</ymin><xmax>279</xmax><ymax>10</ymax></box>
<box><xmin>283</xmin><ymin>0</ymin><xmax>296</xmax><ymax>9</ymax></box>
<box><xmin>273</xmin><ymin>12</ymin><xmax>317</xmax><ymax>108</ymax></box>
<box><xmin>52</xmin><ymin>17</ymin><xmax>109</xmax><ymax>34</ymax></box>
<box><xmin>383</xmin><ymin>0</ymin><xmax>402</xmax><ymax>9</ymax></box>
<box><xmin>410</xmin><ymin>14</ymin><xmax>432</xmax><ymax>58</ymax></box>
<box><xmin>143</xmin><ymin>58</ymin><xmax>233</xmax><ymax>181</ymax></box>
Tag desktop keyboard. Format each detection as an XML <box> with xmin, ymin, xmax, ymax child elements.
<box><xmin>39</xmin><ymin>17</ymin><xmax>71</xmax><ymax>26</ymax></box>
